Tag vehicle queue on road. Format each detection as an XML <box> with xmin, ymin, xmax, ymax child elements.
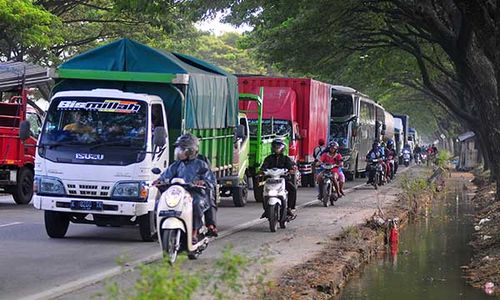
<box><xmin>1</xmin><ymin>39</ymin><xmax>419</xmax><ymax>261</ymax></box>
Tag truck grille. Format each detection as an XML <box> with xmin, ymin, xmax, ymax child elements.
<box><xmin>65</xmin><ymin>182</ymin><xmax>112</xmax><ymax>198</ymax></box>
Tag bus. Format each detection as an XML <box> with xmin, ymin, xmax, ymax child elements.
<box><xmin>329</xmin><ymin>85</ymin><xmax>388</xmax><ymax>180</ymax></box>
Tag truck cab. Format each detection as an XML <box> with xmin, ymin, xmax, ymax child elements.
<box><xmin>32</xmin><ymin>89</ymin><xmax>169</xmax><ymax>241</ymax></box>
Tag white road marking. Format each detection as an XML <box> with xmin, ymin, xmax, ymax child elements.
<box><xmin>0</xmin><ymin>222</ymin><xmax>23</xmax><ymax>228</ymax></box>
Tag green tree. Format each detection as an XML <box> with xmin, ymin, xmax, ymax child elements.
<box><xmin>0</xmin><ymin>0</ymin><xmax>60</xmax><ymax>61</ymax></box>
<box><xmin>194</xmin><ymin>0</ymin><xmax>500</xmax><ymax>198</ymax></box>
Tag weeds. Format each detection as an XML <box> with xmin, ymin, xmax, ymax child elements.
<box><xmin>104</xmin><ymin>245</ymin><xmax>269</xmax><ymax>300</ymax></box>
<box><xmin>435</xmin><ymin>150</ymin><xmax>452</xmax><ymax>169</ymax></box>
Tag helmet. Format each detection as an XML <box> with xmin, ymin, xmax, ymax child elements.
<box><xmin>387</xmin><ymin>139</ymin><xmax>394</xmax><ymax>149</ymax></box>
<box><xmin>318</xmin><ymin>139</ymin><xmax>325</xmax><ymax>146</ymax></box>
<box><xmin>372</xmin><ymin>141</ymin><xmax>379</xmax><ymax>149</ymax></box>
<box><xmin>271</xmin><ymin>139</ymin><xmax>286</xmax><ymax>155</ymax></box>
<box><xmin>174</xmin><ymin>133</ymin><xmax>199</xmax><ymax>160</ymax></box>
<box><xmin>328</xmin><ymin>141</ymin><xmax>339</xmax><ymax>151</ymax></box>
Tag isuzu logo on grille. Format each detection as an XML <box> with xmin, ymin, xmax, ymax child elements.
<box><xmin>75</xmin><ymin>153</ymin><xmax>104</xmax><ymax>160</ymax></box>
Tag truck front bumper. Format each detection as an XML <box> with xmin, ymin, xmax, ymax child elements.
<box><xmin>33</xmin><ymin>195</ymin><xmax>152</xmax><ymax>216</ymax></box>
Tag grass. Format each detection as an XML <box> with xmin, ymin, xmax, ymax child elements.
<box><xmin>104</xmin><ymin>245</ymin><xmax>271</xmax><ymax>300</ymax></box>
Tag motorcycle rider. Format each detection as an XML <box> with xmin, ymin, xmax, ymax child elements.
<box><xmin>366</xmin><ymin>141</ymin><xmax>383</xmax><ymax>184</ymax></box>
<box><xmin>260</xmin><ymin>139</ymin><xmax>297</xmax><ymax>218</ymax></box>
<box><xmin>385</xmin><ymin>139</ymin><xmax>397</xmax><ymax>179</ymax></box>
<box><xmin>155</xmin><ymin>133</ymin><xmax>216</xmax><ymax>244</ymax></box>
<box><xmin>317</xmin><ymin>141</ymin><xmax>344</xmax><ymax>199</ymax></box>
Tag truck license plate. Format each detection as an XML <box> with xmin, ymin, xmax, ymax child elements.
<box><xmin>70</xmin><ymin>200</ymin><xmax>103</xmax><ymax>211</ymax></box>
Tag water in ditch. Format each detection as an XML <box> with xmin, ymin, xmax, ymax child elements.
<box><xmin>338</xmin><ymin>179</ymin><xmax>493</xmax><ymax>300</ymax></box>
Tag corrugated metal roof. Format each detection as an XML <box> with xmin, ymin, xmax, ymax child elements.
<box><xmin>0</xmin><ymin>61</ymin><xmax>52</xmax><ymax>91</ymax></box>
<box><xmin>458</xmin><ymin>131</ymin><xmax>475</xmax><ymax>142</ymax></box>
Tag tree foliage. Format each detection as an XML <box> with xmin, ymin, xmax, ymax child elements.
<box><xmin>195</xmin><ymin>0</ymin><xmax>500</xmax><ymax>196</ymax></box>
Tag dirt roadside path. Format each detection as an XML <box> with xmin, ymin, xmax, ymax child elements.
<box><xmin>55</xmin><ymin>166</ymin><xmax>428</xmax><ymax>300</ymax></box>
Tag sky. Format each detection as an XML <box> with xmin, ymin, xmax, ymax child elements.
<box><xmin>195</xmin><ymin>12</ymin><xmax>253</xmax><ymax>35</ymax></box>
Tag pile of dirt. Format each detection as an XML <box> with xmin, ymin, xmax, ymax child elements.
<box><xmin>466</xmin><ymin>180</ymin><xmax>500</xmax><ymax>294</ymax></box>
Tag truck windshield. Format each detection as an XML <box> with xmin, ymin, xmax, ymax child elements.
<box><xmin>331</xmin><ymin>94</ymin><xmax>353</xmax><ymax>117</ymax></box>
<box><xmin>40</xmin><ymin>97</ymin><xmax>147</xmax><ymax>148</ymax></box>
<box><xmin>248</xmin><ymin>119</ymin><xmax>292</xmax><ymax>137</ymax></box>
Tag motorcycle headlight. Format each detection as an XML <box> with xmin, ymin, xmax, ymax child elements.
<box><xmin>164</xmin><ymin>185</ymin><xmax>185</xmax><ymax>207</ymax></box>
<box><xmin>112</xmin><ymin>181</ymin><xmax>148</xmax><ymax>200</ymax></box>
<box><xmin>35</xmin><ymin>176</ymin><xmax>65</xmax><ymax>196</ymax></box>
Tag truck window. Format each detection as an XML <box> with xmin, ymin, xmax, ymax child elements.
<box><xmin>239</xmin><ymin>117</ymin><xmax>248</xmax><ymax>139</ymax></box>
<box><xmin>151</xmin><ymin>104</ymin><xmax>164</xmax><ymax>128</ymax></box>
<box><xmin>26</xmin><ymin>112</ymin><xmax>42</xmax><ymax>138</ymax></box>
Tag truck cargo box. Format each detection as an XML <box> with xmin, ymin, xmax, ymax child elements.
<box><xmin>237</xmin><ymin>76</ymin><xmax>331</xmax><ymax>165</ymax></box>
<box><xmin>54</xmin><ymin>39</ymin><xmax>238</xmax><ymax>174</ymax></box>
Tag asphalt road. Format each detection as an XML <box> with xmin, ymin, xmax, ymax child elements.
<box><xmin>0</xmin><ymin>168</ymin><xmax>415</xmax><ymax>300</ymax></box>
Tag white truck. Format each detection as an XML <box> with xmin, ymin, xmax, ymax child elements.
<box><xmin>31</xmin><ymin>89</ymin><xmax>169</xmax><ymax>241</ymax></box>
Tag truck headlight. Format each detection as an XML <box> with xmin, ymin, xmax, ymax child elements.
<box><xmin>112</xmin><ymin>181</ymin><xmax>148</xmax><ymax>200</ymax></box>
<box><xmin>35</xmin><ymin>176</ymin><xmax>66</xmax><ymax>196</ymax></box>
<box><xmin>164</xmin><ymin>185</ymin><xmax>184</xmax><ymax>207</ymax></box>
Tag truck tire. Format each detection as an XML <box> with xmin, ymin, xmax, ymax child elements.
<box><xmin>11</xmin><ymin>167</ymin><xmax>34</xmax><ymax>205</ymax></box>
<box><xmin>301</xmin><ymin>176</ymin><xmax>309</xmax><ymax>188</ymax></box>
<box><xmin>139</xmin><ymin>211</ymin><xmax>157</xmax><ymax>242</ymax></box>
<box><xmin>308</xmin><ymin>174</ymin><xmax>316</xmax><ymax>187</ymax></box>
<box><xmin>252</xmin><ymin>177</ymin><xmax>264</xmax><ymax>203</ymax></box>
<box><xmin>45</xmin><ymin>211</ymin><xmax>70</xmax><ymax>238</ymax></box>
<box><xmin>232</xmin><ymin>186</ymin><xmax>247</xmax><ymax>207</ymax></box>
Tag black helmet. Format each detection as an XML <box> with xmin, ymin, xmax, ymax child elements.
<box><xmin>271</xmin><ymin>139</ymin><xmax>286</xmax><ymax>155</ymax></box>
<box><xmin>372</xmin><ymin>141</ymin><xmax>379</xmax><ymax>149</ymax></box>
<box><xmin>174</xmin><ymin>133</ymin><xmax>199</xmax><ymax>160</ymax></box>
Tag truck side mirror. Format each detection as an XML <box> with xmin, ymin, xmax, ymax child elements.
<box><xmin>153</xmin><ymin>127</ymin><xmax>167</xmax><ymax>148</ymax></box>
<box><xmin>19</xmin><ymin>120</ymin><xmax>31</xmax><ymax>141</ymax></box>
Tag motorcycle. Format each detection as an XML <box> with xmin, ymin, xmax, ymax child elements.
<box><xmin>154</xmin><ymin>169</ymin><xmax>210</xmax><ymax>264</ymax></box>
<box><xmin>402</xmin><ymin>149</ymin><xmax>411</xmax><ymax>167</ymax></box>
<box><xmin>263</xmin><ymin>168</ymin><xmax>290</xmax><ymax>232</ymax></box>
<box><xmin>386</xmin><ymin>154</ymin><xmax>395</xmax><ymax>181</ymax></box>
<box><xmin>319</xmin><ymin>163</ymin><xmax>338</xmax><ymax>207</ymax></box>
<box><xmin>368</xmin><ymin>159</ymin><xmax>385</xmax><ymax>190</ymax></box>
<box><xmin>414</xmin><ymin>153</ymin><xmax>421</xmax><ymax>165</ymax></box>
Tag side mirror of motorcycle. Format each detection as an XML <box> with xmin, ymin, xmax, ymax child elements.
<box><xmin>151</xmin><ymin>167</ymin><xmax>162</xmax><ymax>175</ymax></box>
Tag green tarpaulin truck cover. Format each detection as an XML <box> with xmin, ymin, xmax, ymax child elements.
<box><xmin>53</xmin><ymin>38</ymin><xmax>238</xmax><ymax>130</ymax></box>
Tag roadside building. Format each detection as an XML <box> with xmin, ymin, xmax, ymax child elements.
<box><xmin>457</xmin><ymin>131</ymin><xmax>481</xmax><ymax>170</ymax></box>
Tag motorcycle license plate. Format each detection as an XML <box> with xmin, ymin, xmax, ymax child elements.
<box><xmin>70</xmin><ymin>200</ymin><xmax>103</xmax><ymax>211</ymax></box>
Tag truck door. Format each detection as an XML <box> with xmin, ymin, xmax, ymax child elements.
<box><xmin>151</xmin><ymin>103</ymin><xmax>169</xmax><ymax>169</ymax></box>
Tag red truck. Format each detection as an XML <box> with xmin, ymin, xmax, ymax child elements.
<box><xmin>0</xmin><ymin>62</ymin><xmax>48</xmax><ymax>204</ymax></box>
<box><xmin>237</xmin><ymin>76</ymin><xmax>331</xmax><ymax>187</ymax></box>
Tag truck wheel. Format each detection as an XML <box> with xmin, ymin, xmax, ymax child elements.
<box><xmin>11</xmin><ymin>167</ymin><xmax>34</xmax><ymax>205</ymax></box>
<box><xmin>139</xmin><ymin>211</ymin><xmax>157</xmax><ymax>242</ymax></box>
<box><xmin>252</xmin><ymin>177</ymin><xmax>264</xmax><ymax>203</ymax></box>
<box><xmin>232</xmin><ymin>186</ymin><xmax>247</xmax><ymax>207</ymax></box>
<box><xmin>45</xmin><ymin>211</ymin><xmax>69</xmax><ymax>238</ymax></box>
<box><xmin>308</xmin><ymin>174</ymin><xmax>316</xmax><ymax>188</ymax></box>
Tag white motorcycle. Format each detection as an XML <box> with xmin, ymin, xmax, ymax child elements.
<box><xmin>263</xmin><ymin>168</ymin><xmax>289</xmax><ymax>232</ymax></box>
<box><xmin>402</xmin><ymin>149</ymin><xmax>411</xmax><ymax>167</ymax></box>
<box><xmin>153</xmin><ymin>169</ymin><xmax>210</xmax><ymax>264</ymax></box>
